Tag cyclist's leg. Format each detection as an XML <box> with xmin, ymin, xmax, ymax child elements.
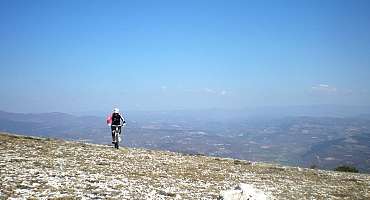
<box><xmin>111</xmin><ymin>126</ymin><xmax>115</xmax><ymax>142</ymax></box>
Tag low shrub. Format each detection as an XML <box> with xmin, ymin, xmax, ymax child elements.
<box><xmin>334</xmin><ymin>165</ymin><xmax>359</xmax><ymax>173</ymax></box>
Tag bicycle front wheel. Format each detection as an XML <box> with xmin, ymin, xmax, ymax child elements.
<box><xmin>114</xmin><ymin>132</ymin><xmax>119</xmax><ymax>149</ymax></box>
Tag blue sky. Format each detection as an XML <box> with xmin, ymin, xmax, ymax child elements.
<box><xmin>0</xmin><ymin>0</ymin><xmax>370</xmax><ymax>113</ymax></box>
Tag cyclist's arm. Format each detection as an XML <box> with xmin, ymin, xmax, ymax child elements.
<box><xmin>120</xmin><ymin>116</ymin><xmax>126</xmax><ymax>125</ymax></box>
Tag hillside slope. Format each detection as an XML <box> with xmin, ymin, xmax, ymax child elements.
<box><xmin>0</xmin><ymin>132</ymin><xmax>369</xmax><ymax>199</ymax></box>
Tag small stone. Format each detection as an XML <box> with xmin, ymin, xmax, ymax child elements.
<box><xmin>158</xmin><ymin>190</ymin><xmax>176</xmax><ymax>197</ymax></box>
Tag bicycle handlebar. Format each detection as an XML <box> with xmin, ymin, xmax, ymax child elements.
<box><xmin>111</xmin><ymin>124</ymin><xmax>124</xmax><ymax>127</ymax></box>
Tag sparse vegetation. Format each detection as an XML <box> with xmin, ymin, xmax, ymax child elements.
<box><xmin>233</xmin><ymin>159</ymin><xmax>252</xmax><ymax>166</ymax></box>
<box><xmin>310</xmin><ymin>164</ymin><xmax>318</xmax><ymax>169</ymax></box>
<box><xmin>334</xmin><ymin>165</ymin><xmax>359</xmax><ymax>173</ymax></box>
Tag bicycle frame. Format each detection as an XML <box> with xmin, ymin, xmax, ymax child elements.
<box><xmin>111</xmin><ymin>125</ymin><xmax>123</xmax><ymax>149</ymax></box>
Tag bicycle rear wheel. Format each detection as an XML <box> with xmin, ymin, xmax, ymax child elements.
<box><xmin>114</xmin><ymin>132</ymin><xmax>119</xmax><ymax>149</ymax></box>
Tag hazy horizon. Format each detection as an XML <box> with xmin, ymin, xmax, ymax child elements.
<box><xmin>1</xmin><ymin>0</ymin><xmax>370</xmax><ymax>113</ymax></box>
<box><xmin>2</xmin><ymin>104</ymin><xmax>370</xmax><ymax>120</ymax></box>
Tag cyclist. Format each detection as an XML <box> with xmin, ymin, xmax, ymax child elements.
<box><xmin>107</xmin><ymin>108</ymin><xmax>126</xmax><ymax>143</ymax></box>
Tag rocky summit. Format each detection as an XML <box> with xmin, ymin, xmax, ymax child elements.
<box><xmin>0</xmin><ymin>132</ymin><xmax>369</xmax><ymax>200</ymax></box>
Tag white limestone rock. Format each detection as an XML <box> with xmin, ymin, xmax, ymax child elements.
<box><xmin>219</xmin><ymin>183</ymin><xmax>269</xmax><ymax>200</ymax></box>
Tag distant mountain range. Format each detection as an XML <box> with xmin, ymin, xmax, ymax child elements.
<box><xmin>0</xmin><ymin>111</ymin><xmax>106</xmax><ymax>142</ymax></box>
<box><xmin>0</xmin><ymin>109</ymin><xmax>370</xmax><ymax>173</ymax></box>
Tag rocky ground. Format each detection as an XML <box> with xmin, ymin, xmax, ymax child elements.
<box><xmin>0</xmin><ymin>132</ymin><xmax>369</xmax><ymax>199</ymax></box>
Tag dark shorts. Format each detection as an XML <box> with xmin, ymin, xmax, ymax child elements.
<box><xmin>111</xmin><ymin>126</ymin><xmax>121</xmax><ymax>135</ymax></box>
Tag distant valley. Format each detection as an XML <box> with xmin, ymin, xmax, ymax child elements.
<box><xmin>0</xmin><ymin>110</ymin><xmax>369</xmax><ymax>173</ymax></box>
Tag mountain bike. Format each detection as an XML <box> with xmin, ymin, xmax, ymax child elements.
<box><xmin>111</xmin><ymin>124</ymin><xmax>123</xmax><ymax>149</ymax></box>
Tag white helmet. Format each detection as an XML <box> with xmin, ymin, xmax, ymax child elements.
<box><xmin>113</xmin><ymin>108</ymin><xmax>119</xmax><ymax>113</ymax></box>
